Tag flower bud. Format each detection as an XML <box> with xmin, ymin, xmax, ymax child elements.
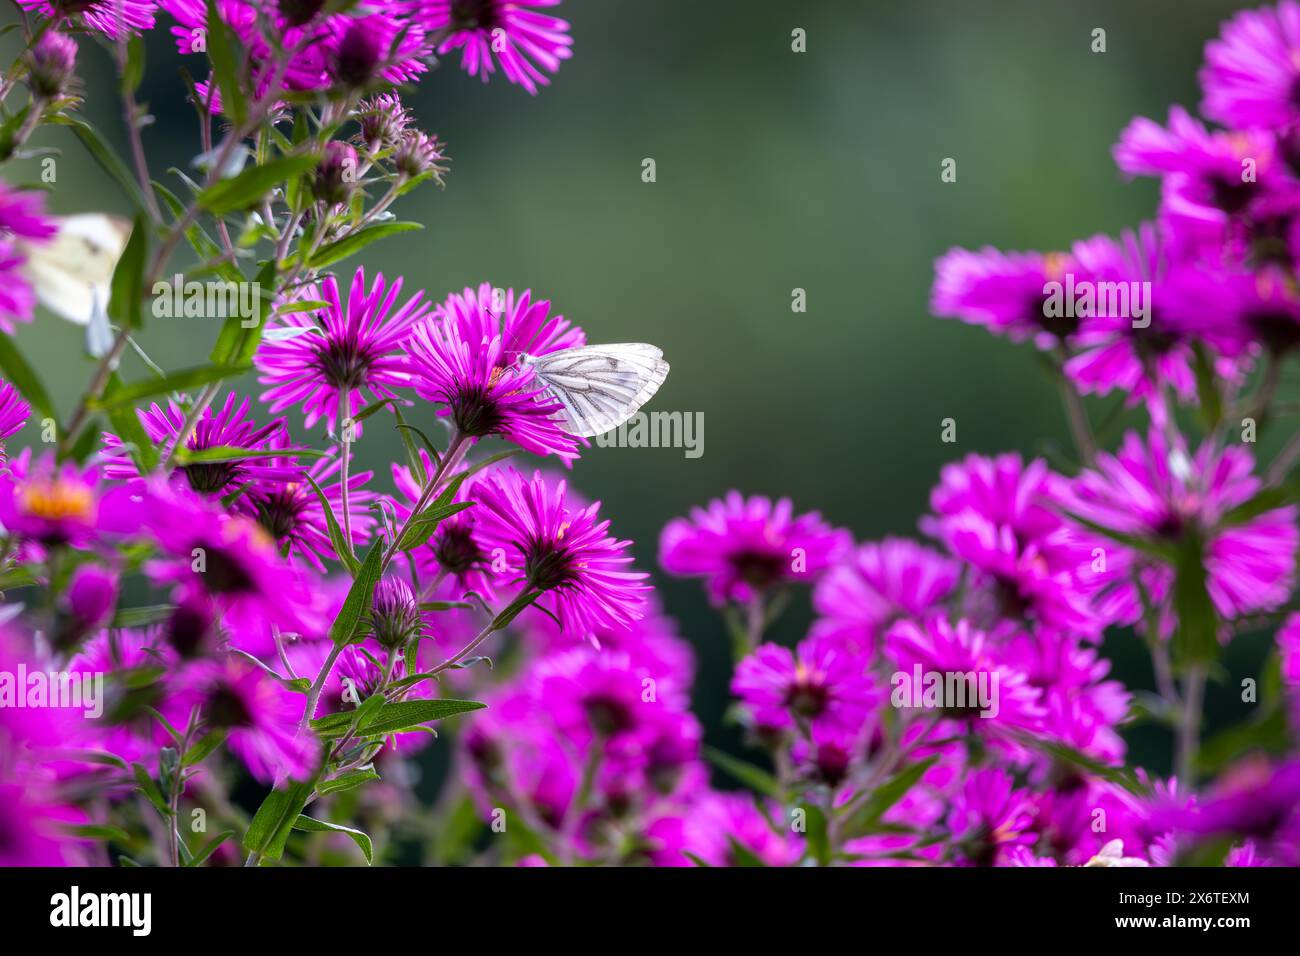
<box><xmin>370</xmin><ymin>577</ymin><xmax>421</xmax><ymax>651</ymax></box>
<box><xmin>52</xmin><ymin>563</ymin><xmax>118</xmax><ymax>652</ymax></box>
<box><xmin>393</xmin><ymin>130</ymin><xmax>450</xmax><ymax>184</ymax></box>
<box><xmin>312</xmin><ymin>141</ymin><xmax>360</xmax><ymax>206</ymax></box>
<box><xmin>25</xmin><ymin>29</ymin><xmax>78</xmax><ymax>100</ymax></box>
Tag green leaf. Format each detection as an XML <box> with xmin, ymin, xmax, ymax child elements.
<box><xmin>803</xmin><ymin>805</ymin><xmax>831</xmax><ymax>866</ymax></box>
<box><xmin>1221</xmin><ymin>477</ymin><xmax>1300</xmax><ymax>527</ymax></box>
<box><xmin>490</xmin><ymin>590</ymin><xmax>543</xmax><ymax>631</ymax></box>
<box><xmin>703</xmin><ymin>746</ymin><xmax>780</xmax><ymax>799</ymax></box>
<box><xmin>292</xmin><ymin>815</ymin><xmax>373</xmax><ymax>864</ymax></box>
<box><xmin>0</xmin><ymin>334</ymin><xmax>57</xmax><ymax>423</ymax></box>
<box><xmin>103</xmin><ymin>372</ymin><xmax>159</xmax><ymax>472</ymax></box>
<box><xmin>1010</xmin><ymin>734</ymin><xmax>1146</xmax><ymax>795</ymax></box>
<box><xmin>307</xmin><ymin>222</ymin><xmax>423</xmax><ymax>270</ymax></box>
<box><xmin>182</xmin><ymin>728</ymin><xmax>229</xmax><ymax>767</ymax></box>
<box><xmin>198</xmin><ymin>154</ymin><xmax>318</xmax><ymax>215</ymax></box>
<box><xmin>840</xmin><ymin>757</ymin><xmax>939</xmax><ymax>836</ymax></box>
<box><xmin>174</xmin><ymin>444</ymin><xmax>326</xmax><ymax>465</ymax></box>
<box><xmin>1197</xmin><ymin>708</ymin><xmax>1290</xmax><ymax>775</ymax></box>
<box><xmin>69</xmin><ymin>119</ymin><xmax>148</xmax><ymax>211</ymax></box>
<box><xmin>397</xmin><ymin>500</ymin><xmax>474</xmax><ymax>551</ymax></box>
<box><xmin>89</xmin><ymin>365</ymin><xmax>248</xmax><ymax>410</ymax></box>
<box><xmin>304</xmin><ymin>475</ymin><xmax>358</xmax><ymax>574</ymax></box>
<box><xmin>64</xmin><ymin>823</ymin><xmax>132</xmax><ymax>843</ymax></box>
<box><xmin>1171</xmin><ymin>528</ymin><xmax>1219</xmax><ymax>665</ymax></box>
<box><xmin>1192</xmin><ymin>343</ymin><xmax>1223</xmax><ymax>431</ymax></box>
<box><xmin>132</xmin><ymin>763</ymin><xmax>171</xmax><ymax>817</ymax></box>
<box><xmin>186</xmin><ymin>829</ymin><xmax>235</xmax><ymax>867</ymax></box>
<box><xmin>111</xmin><ymin>605</ymin><xmax>174</xmax><ymax>629</ymax></box>
<box><xmin>329</xmin><ymin>538</ymin><xmax>385</xmax><ymax>646</ymax></box>
<box><xmin>204</xmin><ymin>0</ymin><xmax>247</xmax><ymax>125</ymax></box>
<box><xmin>242</xmin><ymin>780</ymin><xmax>315</xmax><ymax>863</ymax></box>
<box><xmin>311</xmin><ymin>698</ymin><xmax>485</xmax><ymax>739</ymax></box>
<box><xmin>727</xmin><ymin>836</ymin><xmax>768</xmax><ymax>867</ymax></box>
<box><xmin>315</xmin><ymin>769</ymin><xmax>380</xmax><ymax>795</ymax></box>
<box><xmin>209</xmin><ymin>259</ymin><xmax>271</xmax><ymax>366</ymax></box>
<box><xmin>107</xmin><ymin>214</ymin><xmax>148</xmax><ymax>330</ymax></box>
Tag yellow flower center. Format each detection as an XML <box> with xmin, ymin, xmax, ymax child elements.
<box><xmin>21</xmin><ymin>479</ymin><xmax>94</xmax><ymax>522</ymax></box>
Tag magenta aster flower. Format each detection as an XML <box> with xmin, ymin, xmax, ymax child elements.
<box><xmin>236</xmin><ymin>444</ymin><xmax>375</xmax><ymax>570</ymax></box>
<box><xmin>946</xmin><ymin>768</ymin><xmax>1037</xmax><ymax>865</ymax></box>
<box><xmin>0</xmin><ymin>244</ymin><xmax>36</xmax><ymax>333</ymax></box>
<box><xmin>17</xmin><ymin>0</ymin><xmax>156</xmax><ymax>38</ymax></box>
<box><xmin>102</xmin><ymin>392</ymin><xmax>298</xmax><ymax>496</ymax></box>
<box><xmin>1066</xmin><ymin>428</ymin><xmax>1298</xmax><ymax>623</ymax></box>
<box><xmin>404</xmin><ymin>315</ymin><xmax>581</xmax><ymax>461</ymax></box>
<box><xmin>924</xmin><ymin>453</ymin><xmax>1105</xmax><ymax>636</ymax></box>
<box><xmin>811</xmin><ymin>537</ymin><xmax>959</xmax><ymax>655</ymax></box>
<box><xmin>160</xmin><ymin>2</ymin><xmax>431</xmax><ymax>107</ymax></box>
<box><xmin>416</xmin><ymin>0</ymin><xmax>573</xmax><ymax>95</ymax></box>
<box><xmin>1113</xmin><ymin>108</ymin><xmax>1286</xmax><ymax>257</ymax></box>
<box><xmin>474</xmin><ymin>468</ymin><xmax>649</xmax><ymax>638</ymax></box>
<box><xmin>659</xmin><ymin>492</ymin><xmax>851</xmax><ymax>606</ymax></box>
<box><xmin>1200</xmin><ymin>1</ymin><xmax>1300</xmax><ymax>131</ymax></box>
<box><xmin>932</xmin><ymin>246</ymin><xmax>1080</xmax><ymax>347</ymax></box>
<box><xmin>1152</xmin><ymin>758</ymin><xmax>1300</xmax><ymax>865</ymax></box>
<box><xmin>0</xmin><ymin>454</ymin><xmax>103</xmax><ymax>547</ymax></box>
<box><xmin>258</xmin><ymin>269</ymin><xmax>432</xmax><ymax>436</ymax></box>
<box><xmin>0</xmin><ymin>378</ymin><xmax>31</xmax><ymax>448</ymax></box>
<box><xmin>1001</xmin><ymin>629</ymin><xmax>1130</xmax><ymax>765</ymax></box>
<box><xmin>170</xmin><ymin>658</ymin><xmax>320</xmax><ymax>784</ymax></box>
<box><xmin>144</xmin><ymin>482</ymin><xmax>324</xmax><ymax>652</ymax></box>
<box><xmin>681</xmin><ymin>792</ymin><xmax>802</xmax><ymax>867</ymax></box>
<box><xmin>1064</xmin><ymin>223</ymin><xmax>1198</xmax><ymax>404</ymax></box>
<box><xmin>0</xmin><ymin>180</ymin><xmax>58</xmax><ymax>242</ymax></box>
<box><xmin>732</xmin><ymin>633</ymin><xmax>880</xmax><ymax>739</ymax></box>
<box><xmin>885</xmin><ymin>616</ymin><xmax>1046</xmax><ymax>737</ymax></box>
<box><xmin>1280</xmin><ymin>613</ymin><xmax>1300</xmax><ymax>730</ymax></box>
<box><xmin>437</xmin><ymin>282</ymin><xmax>585</xmax><ymax>360</ymax></box>
<box><xmin>1160</xmin><ymin>265</ymin><xmax>1300</xmax><ymax>358</ymax></box>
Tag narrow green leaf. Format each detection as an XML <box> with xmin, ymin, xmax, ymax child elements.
<box><xmin>304</xmin><ymin>474</ymin><xmax>358</xmax><ymax>574</ymax></box>
<box><xmin>703</xmin><ymin>746</ymin><xmax>780</xmax><ymax>799</ymax></box>
<box><xmin>292</xmin><ymin>815</ymin><xmax>373</xmax><ymax>864</ymax></box>
<box><xmin>397</xmin><ymin>500</ymin><xmax>474</xmax><ymax>551</ymax></box>
<box><xmin>307</xmin><ymin>222</ymin><xmax>422</xmax><ymax>269</ymax></box>
<box><xmin>69</xmin><ymin>119</ymin><xmax>148</xmax><ymax>211</ymax></box>
<box><xmin>0</xmin><ymin>334</ymin><xmax>56</xmax><ymax>423</ymax></box>
<box><xmin>198</xmin><ymin>154</ymin><xmax>318</xmax><ymax>214</ymax></box>
<box><xmin>186</xmin><ymin>829</ymin><xmax>235</xmax><ymax>867</ymax></box>
<box><xmin>89</xmin><ymin>365</ymin><xmax>248</xmax><ymax>410</ymax></box>
<box><xmin>329</xmin><ymin>538</ymin><xmax>385</xmax><ymax>646</ymax></box>
<box><xmin>204</xmin><ymin>0</ymin><xmax>247</xmax><ymax>125</ymax></box>
<box><xmin>107</xmin><ymin>215</ymin><xmax>148</xmax><ymax>330</ymax></box>
<box><xmin>242</xmin><ymin>780</ymin><xmax>314</xmax><ymax>863</ymax></box>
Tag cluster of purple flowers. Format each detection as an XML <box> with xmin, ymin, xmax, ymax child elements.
<box><xmin>5</xmin><ymin>0</ymin><xmax>1300</xmax><ymax>870</ymax></box>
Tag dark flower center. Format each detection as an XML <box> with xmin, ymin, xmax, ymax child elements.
<box><xmin>451</xmin><ymin>386</ymin><xmax>506</xmax><ymax>439</ymax></box>
<box><xmin>1246</xmin><ymin>309</ymin><xmax>1300</xmax><ymax>354</ymax></box>
<box><xmin>452</xmin><ymin>0</ymin><xmax>501</xmax><ymax>29</ymax></box>
<box><xmin>254</xmin><ymin>490</ymin><xmax>306</xmax><ymax>543</ymax></box>
<box><xmin>1208</xmin><ymin>172</ymin><xmax>1257</xmax><ymax>215</ymax></box>
<box><xmin>729</xmin><ymin>549</ymin><xmax>786</xmax><ymax>590</ymax></box>
<box><xmin>206</xmin><ymin>686</ymin><xmax>253</xmax><ymax>728</ymax></box>
<box><xmin>584</xmin><ymin>693</ymin><xmax>635</xmax><ymax>736</ymax></box>
<box><xmin>197</xmin><ymin>543</ymin><xmax>257</xmax><ymax>595</ymax></box>
<box><xmin>785</xmin><ymin>677</ymin><xmax>828</xmax><ymax>718</ymax></box>
<box><xmin>183</xmin><ymin>461</ymin><xmax>239</xmax><ymax>495</ymax></box>
<box><xmin>526</xmin><ymin>543</ymin><xmax>577</xmax><ymax>591</ymax></box>
<box><xmin>435</xmin><ymin>523</ymin><xmax>485</xmax><ymax>576</ymax></box>
<box><xmin>315</xmin><ymin>336</ymin><xmax>374</xmax><ymax>393</ymax></box>
<box><xmin>278</xmin><ymin>0</ymin><xmax>326</xmax><ymax>27</ymax></box>
<box><xmin>166</xmin><ymin>602</ymin><xmax>213</xmax><ymax>658</ymax></box>
<box><xmin>1032</xmin><ymin>291</ymin><xmax>1080</xmax><ymax>340</ymax></box>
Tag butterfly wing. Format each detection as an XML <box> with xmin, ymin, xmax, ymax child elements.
<box><xmin>18</xmin><ymin>214</ymin><xmax>133</xmax><ymax>327</ymax></box>
<box><xmin>528</xmin><ymin>343</ymin><xmax>670</xmax><ymax>437</ymax></box>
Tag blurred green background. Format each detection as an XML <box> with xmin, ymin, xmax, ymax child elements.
<box><xmin>2</xmin><ymin>0</ymin><xmax>1281</xmax><ymax>777</ymax></box>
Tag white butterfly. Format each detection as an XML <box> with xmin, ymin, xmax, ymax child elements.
<box><xmin>519</xmin><ymin>343</ymin><xmax>669</xmax><ymax>438</ymax></box>
<box><xmin>17</xmin><ymin>213</ymin><xmax>133</xmax><ymax>356</ymax></box>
